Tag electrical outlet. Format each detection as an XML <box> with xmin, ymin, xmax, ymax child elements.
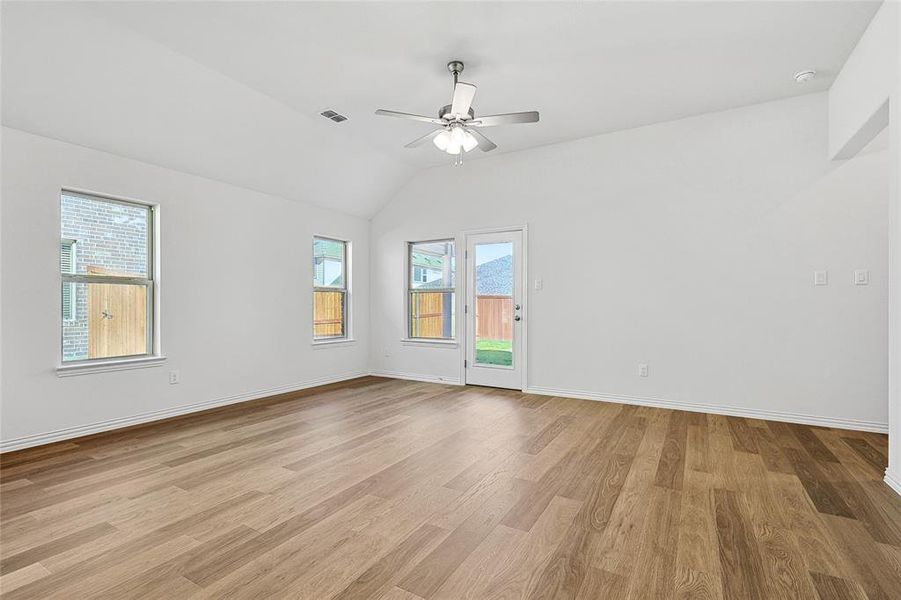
<box><xmin>853</xmin><ymin>269</ymin><xmax>869</xmax><ymax>286</ymax></box>
<box><xmin>638</xmin><ymin>363</ymin><xmax>649</xmax><ymax>378</ymax></box>
<box><xmin>169</xmin><ymin>370</ymin><xmax>180</xmax><ymax>385</ymax></box>
<box><xmin>383</xmin><ymin>346</ymin><xmax>390</xmax><ymax>357</ymax></box>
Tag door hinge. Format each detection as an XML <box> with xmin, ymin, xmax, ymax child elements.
<box><xmin>464</xmin><ymin>250</ymin><xmax>468</xmax><ymax>259</ymax></box>
<box><xmin>464</xmin><ymin>304</ymin><xmax>468</xmax><ymax>314</ymax></box>
<box><xmin>464</xmin><ymin>359</ymin><xmax>468</xmax><ymax>368</ymax></box>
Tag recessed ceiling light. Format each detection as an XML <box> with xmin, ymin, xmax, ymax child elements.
<box><xmin>794</xmin><ymin>70</ymin><xmax>816</xmax><ymax>83</ymax></box>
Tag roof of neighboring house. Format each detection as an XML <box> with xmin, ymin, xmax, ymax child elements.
<box><xmin>475</xmin><ymin>255</ymin><xmax>513</xmax><ymax>296</ymax></box>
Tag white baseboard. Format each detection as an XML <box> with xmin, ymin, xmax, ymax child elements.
<box><xmin>524</xmin><ymin>385</ymin><xmax>889</xmax><ymax>434</ymax></box>
<box><xmin>3</xmin><ymin>373</ymin><xmax>886</xmax><ymax>453</ymax></box>
<box><xmin>370</xmin><ymin>370</ymin><xmax>463</xmax><ymax>386</ymax></box>
<box><xmin>0</xmin><ymin>370</ymin><xmax>369</xmax><ymax>453</ymax></box>
<box><xmin>885</xmin><ymin>470</ymin><xmax>901</xmax><ymax>497</ymax></box>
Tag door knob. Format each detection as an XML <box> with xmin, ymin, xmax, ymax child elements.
<box><xmin>514</xmin><ymin>315</ymin><xmax>521</xmax><ymax>322</ymax></box>
<box><xmin>514</xmin><ymin>304</ymin><xmax>521</xmax><ymax>310</ymax></box>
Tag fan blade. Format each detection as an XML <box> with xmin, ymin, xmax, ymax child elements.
<box><xmin>450</xmin><ymin>82</ymin><xmax>477</xmax><ymax>118</ymax></box>
<box><xmin>468</xmin><ymin>128</ymin><xmax>497</xmax><ymax>152</ymax></box>
<box><xmin>468</xmin><ymin>111</ymin><xmax>539</xmax><ymax>127</ymax></box>
<box><xmin>405</xmin><ymin>129</ymin><xmax>444</xmax><ymax>148</ymax></box>
<box><xmin>375</xmin><ymin>109</ymin><xmax>443</xmax><ymax>125</ymax></box>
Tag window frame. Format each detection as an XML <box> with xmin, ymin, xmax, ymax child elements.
<box><xmin>312</xmin><ymin>235</ymin><xmax>350</xmax><ymax>341</ymax></box>
<box><xmin>59</xmin><ymin>190</ymin><xmax>156</xmax><ymax>366</ymax></box>
<box><xmin>407</xmin><ymin>239</ymin><xmax>456</xmax><ymax>341</ymax></box>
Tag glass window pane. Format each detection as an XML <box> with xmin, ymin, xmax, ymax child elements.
<box><xmin>60</xmin><ymin>192</ymin><xmax>150</xmax><ymax>278</ymax></box>
<box><xmin>409</xmin><ymin>291</ymin><xmax>455</xmax><ymax>339</ymax></box>
<box><xmin>474</xmin><ymin>242</ymin><xmax>513</xmax><ymax>367</ymax></box>
<box><xmin>313</xmin><ymin>238</ymin><xmax>345</xmax><ymax>288</ymax></box>
<box><xmin>62</xmin><ymin>282</ymin><xmax>149</xmax><ymax>362</ymax></box>
<box><xmin>409</xmin><ymin>241</ymin><xmax>454</xmax><ymax>290</ymax></box>
<box><xmin>314</xmin><ymin>290</ymin><xmax>345</xmax><ymax>338</ymax></box>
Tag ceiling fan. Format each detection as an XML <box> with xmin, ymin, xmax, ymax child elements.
<box><xmin>375</xmin><ymin>60</ymin><xmax>539</xmax><ymax>164</ymax></box>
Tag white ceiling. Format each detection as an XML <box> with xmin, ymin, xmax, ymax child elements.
<box><xmin>1</xmin><ymin>1</ymin><xmax>880</xmax><ymax>217</ymax></box>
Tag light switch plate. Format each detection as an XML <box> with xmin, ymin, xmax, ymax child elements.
<box><xmin>853</xmin><ymin>270</ymin><xmax>869</xmax><ymax>286</ymax></box>
<box><xmin>534</xmin><ymin>278</ymin><xmax>543</xmax><ymax>291</ymax></box>
<box><xmin>814</xmin><ymin>270</ymin><xmax>828</xmax><ymax>286</ymax></box>
<box><xmin>638</xmin><ymin>363</ymin><xmax>649</xmax><ymax>377</ymax></box>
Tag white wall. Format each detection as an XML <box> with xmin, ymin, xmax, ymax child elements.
<box><xmin>828</xmin><ymin>1</ymin><xmax>897</xmax><ymax>159</ymax></box>
<box><xmin>1</xmin><ymin>1</ymin><xmax>414</xmax><ymax>219</ymax></box>
<box><xmin>827</xmin><ymin>0</ymin><xmax>899</xmax><ymax>491</ymax></box>
<box><xmin>0</xmin><ymin>127</ymin><xmax>370</xmax><ymax>450</ymax></box>
<box><xmin>887</xmin><ymin>0</ymin><xmax>901</xmax><ymax>493</ymax></box>
<box><xmin>370</xmin><ymin>93</ymin><xmax>890</xmax><ymax>431</ymax></box>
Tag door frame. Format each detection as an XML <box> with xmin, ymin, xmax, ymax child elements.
<box><xmin>461</xmin><ymin>224</ymin><xmax>528</xmax><ymax>391</ymax></box>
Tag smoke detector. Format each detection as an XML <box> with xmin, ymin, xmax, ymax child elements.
<box><xmin>794</xmin><ymin>70</ymin><xmax>816</xmax><ymax>83</ymax></box>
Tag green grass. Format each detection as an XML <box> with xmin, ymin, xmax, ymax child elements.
<box><xmin>475</xmin><ymin>339</ymin><xmax>512</xmax><ymax>366</ymax></box>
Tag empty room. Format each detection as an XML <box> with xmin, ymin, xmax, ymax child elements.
<box><xmin>1</xmin><ymin>1</ymin><xmax>900</xmax><ymax>598</ymax></box>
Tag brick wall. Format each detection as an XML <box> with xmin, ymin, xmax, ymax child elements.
<box><xmin>61</xmin><ymin>193</ymin><xmax>148</xmax><ymax>361</ymax></box>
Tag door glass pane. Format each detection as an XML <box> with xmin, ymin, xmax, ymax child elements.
<box><xmin>474</xmin><ymin>242</ymin><xmax>513</xmax><ymax>367</ymax></box>
<box><xmin>63</xmin><ymin>282</ymin><xmax>149</xmax><ymax>362</ymax></box>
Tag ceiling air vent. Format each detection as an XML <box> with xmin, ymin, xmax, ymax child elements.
<box><xmin>320</xmin><ymin>110</ymin><xmax>348</xmax><ymax>123</ymax></box>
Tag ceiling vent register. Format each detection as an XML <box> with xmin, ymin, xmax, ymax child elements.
<box><xmin>320</xmin><ymin>110</ymin><xmax>348</xmax><ymax>123</ymax></box>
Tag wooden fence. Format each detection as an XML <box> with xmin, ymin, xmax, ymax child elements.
<box><xmin>87</xmin><ymin>282</ymin><xmax>147</xmax><ymax>358</ymax></box>
<box><xmin>476</xmin><ymin>295</ymin><xmax>513</xmax><ymax>341</ymax></box>
<box><xmin>410</xmin><ymin>292</ymin><xmax>449</xmax><ymax>338</ymax></box>
<box><xmin>313</xmin><ymin>290</ymin><xmax>345</xmax><ymax>337</ymax></box>
<box><xmin>408</xmin><ymin>293</ymin><xmax>513</xmax><ymax>341</ymax></box>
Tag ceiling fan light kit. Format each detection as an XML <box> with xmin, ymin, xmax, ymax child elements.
<box><xmin>375</xmin><ymin>60</ymin><xmax>539</xmax><ymax>164</ymax></box>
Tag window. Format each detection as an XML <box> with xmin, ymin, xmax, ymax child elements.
<box><xmin>60</xmin><ymin>191</ymin><xmax>154</xmax><ymax>363</ymax></box>
<box><xmin>313</xmin><ymin>236</ymin><xmax>348</xmax><ymax>339</ymax></box>
<box><xmin>408</xmin><ymin>240</ymin><xmax>455</xmax><ymax>339</ymax></box>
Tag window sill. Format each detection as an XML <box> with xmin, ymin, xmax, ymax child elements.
<box><xmin>57</xmin><ymin>355</ymin><xmax>167</xmax><ymax>377</ymax></box>
<box><xmin>312</xmin><ymin>338</ymin><xmax>357</xmax><ymax>348</ymax></box>
<box><xmin>401</xmin><ymin>338</ymin><xmax>458</xmax><ymax>349</ymax></box>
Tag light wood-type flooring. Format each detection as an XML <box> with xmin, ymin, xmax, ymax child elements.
<box><xmin>1</xmin><ymin>377</ymin><xmax>900</xmax><ymax>599</ymax></box>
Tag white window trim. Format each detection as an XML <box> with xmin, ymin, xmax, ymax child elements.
<box><xmin>312</xmin><ymin>338</ymin><xmax>357</xmax><ymax>348</ymax></box>
<box><xmin>57</xmin><ymin>355</ymin><xmax>167</xmax><ymax>377</ymax></box>
<box><xmin>407</xmin><ymin>239</ymin><xmax>456</xmax><ymax>341</ymax></box>
<box><xmin>58</xmin><ymin>189</ymin><xmax>161</xmax><ymax>370</ymax></box>
<box><xmin>312</xmin><ymin>235</ymin><xmax>351</xmax><ymax>341</ymax></box>
<box><xmin>401</xmin><ymin>338</ymin><xmax>458</xmax><ymax>348</ymax></box>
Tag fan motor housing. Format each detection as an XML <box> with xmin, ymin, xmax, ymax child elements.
<box><xmin>438</xmin><ymin>104</ymin><xmax>475</xmax><ymax>121</ymax></box>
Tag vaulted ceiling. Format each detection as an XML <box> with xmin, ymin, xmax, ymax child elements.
<box><xmin>1</xmin><ymin>1</ymin><xmax>880</xmax><ymax>217</ymax></box>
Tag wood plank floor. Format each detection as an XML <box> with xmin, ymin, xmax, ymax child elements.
<box><xmin>1</xmin><ymin>377</ymin><xmax>900</xmax><ymax>599</ymax></box>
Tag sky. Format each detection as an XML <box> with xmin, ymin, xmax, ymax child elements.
<box><xmin>474</xmin><ymin>242</ymin><xmax>512</xmax><ymax>266</ymax></box>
